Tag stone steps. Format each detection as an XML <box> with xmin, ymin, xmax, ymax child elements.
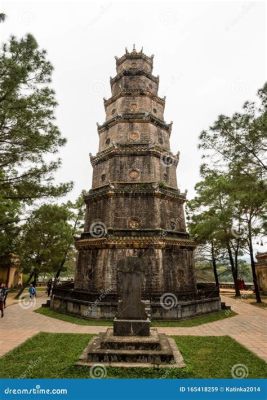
<box><xmin>77</xmin><ymin>328</ymin><xmax>185</xmax><ymax>368</ymax></box>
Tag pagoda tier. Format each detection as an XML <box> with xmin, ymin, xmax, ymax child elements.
<box><xmin>97</xmin><ymin>118</ymin><xmax>172</xmax><ymax>153</ymax></box>
<box><xmin>82</xmin><ymin>183</ymin><xmax>187</xmax><ymax>234</ymax></box>
<box><xmin>115</xmin><ymin>48</ymin><xmax>154</xmax><ymax>74</ymax></box>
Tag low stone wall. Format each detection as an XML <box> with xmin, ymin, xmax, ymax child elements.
<box><xmin>150</xmin><ymin>297</ymin><xmax>221</xmax><ymax>320</ymax></box>
<box><xmin>51</xmin><ymin>295</ymin><xmax>117</xmax><ymax>319</ymax></box>
<box><xmin>50</xmin><ymin>294</ymin><xmax>221</xmax><ymax>321</ymax></box>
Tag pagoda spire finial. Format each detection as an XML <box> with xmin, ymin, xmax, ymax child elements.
<box><xmin>132</xmin><ymin>44</ymin><xmax>136</xmax><ymax>53</ymax></box>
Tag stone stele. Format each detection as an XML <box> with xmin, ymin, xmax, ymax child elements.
<box><xmin>114</xmin><ymin>256</ymin><xmax>150</xmax><ymax>336</ymax></box>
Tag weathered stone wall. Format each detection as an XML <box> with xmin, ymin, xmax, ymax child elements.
<box><xmin>98</xmin><ymin>122</ymin><xmax>170</xmax><ymax>151</ymax></box>
<box><xmin>105</xmin><ymin>96</ymin><xmax>164</xmax><ymax>120</ymax></box>
<box><xmin>74</xmin><ymin>246</ymin><xmax>196</xmax><ymax>295</ymax></box>
<box><xmin>92</xmin><ymin>155</ymin><xmax>178</xmax><ymax>188</ymax></box>
<box><xmin>159</xmin><ymin>197</ymin><xmax>186</xmax><ymax>231</ymax></box>
<box><xmin>84</xmin><ymin>195</ymin><xmax>186</xmax><ymax>232</ymax></box>
<box><xmin>162</xmin><ymin>247</ymin><xmax>196</xmax><ymax>292</ymax></box>
<box><xmin>111</xmin><ymin>75</ymin><xmax>158</xmax><ymax>96</ymax></box>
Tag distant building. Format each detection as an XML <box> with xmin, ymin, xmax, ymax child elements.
<box><xmin>0</xmin><ymin>253</ymin><xmax>23</xmax><ymax>288</ymax></box>
<box><xmin>256</xmin><ymin>252</ymin><xmax>267</xmax><ymax>293</ymax></box>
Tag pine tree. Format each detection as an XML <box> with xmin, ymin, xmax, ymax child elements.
<box><xmin>0</xmin><ymin>34</ymin><xmax>72</xmax><ymax>253</ymax></box>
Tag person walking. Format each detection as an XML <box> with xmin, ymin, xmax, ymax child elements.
<box><xmin>1</xmin><ymin>283</ymin><xmax>8</xmax><ymax>308</ymax></box>
<box><xmin>0</xmin><ymin>284</ymin><xmax>5</xmax><ymax>318</ymax></box>
<box><xmin>28</xmin><ymin>284</ymin><xmax>36</xmax><ymax>300</ymax></box>
<box><xmin>46</xmin><ymin>279</ymin><xmax>52</xmax><ymax>297</ymax></box>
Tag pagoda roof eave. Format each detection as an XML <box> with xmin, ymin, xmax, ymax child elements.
<box><xmin>97</xmin><ymin>113</ymin><xmax>172</xmax><ymax>133</ymax></box>
<box><xmin>84</xmin><ymin>182</ymin><xmax>186</xmax><ymax>202</ymax></box>
<box><xmin>110</xmin><ymin>69</ymin><xmax>159</xmax><ymax>85</ymax></box>
<box><xmin>115</xmin><ymin>52</ymin><xmax>154</xmax><ymax>67</ymax></box>
<box><xmin>89</xmin><ymin>144</ymin><xmax>179</xmax><ymax>167</ymax></box>
<box><xmin>103</xmin><ymin>90</ymin><xmax>165</xmax><ymax>108</ymax></box>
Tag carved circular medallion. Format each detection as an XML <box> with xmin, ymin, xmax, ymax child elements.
<box><xmin>170</xmin><ymin>220</ymin><xmax>176</xmax><ymax>230</ymax></box>
<box><xmin>129</xmin><ymin>131</ymin><xmax>140</xmax><ymax>141</ymax></box>
<box><xmin>128</xmin><ymin>218</ymin><xmax>141</xmax><ymax>229</ymax></box>
<box><xmin>129</xmin><ymin>169</ymin><xmax>140</xmax><ymax>180</ymax></box>
<box><xmin>130</xmin><ymin>103</ymin><xmax>138</xmax><ymax>112</ymax></box>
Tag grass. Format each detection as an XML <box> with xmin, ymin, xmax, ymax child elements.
<box><xmin>152</xmin><ymin>310</ymin><xmax>237</xmax><ymax>327</ymax></box>
<box><xmin>35</xmin><ymin>307</ymin><xmax>113</xmax><ymax>326</ymax></box>
<box><xmin>0</xmin><ymin>332</ymin><xmax>266</xmax><ymax>378</ymax></box>
<box><xmin>35</xmin><ymin>307</ymin><xmax>236</xmax><ymax>327</ymax></box>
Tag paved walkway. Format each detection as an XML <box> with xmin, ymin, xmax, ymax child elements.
<box><xmin>0</xmin><ymin>295</ymin><xmax>266</xmax><ymax>362</ymax></box>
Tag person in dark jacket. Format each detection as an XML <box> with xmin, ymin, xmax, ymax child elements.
<box><xmin>0</xmin><ymin>283</ymin><xmax>5</xmax><ymax>317</ymax></box>
<box><xmin>46</xmin><ymin>279</ymin><xmax>52</xmax><ymax>297</ymax></box>
<box><xmin>0</xmin><ymin>283</ymin><xmax>8</xmax><ymax>308</ymax></box>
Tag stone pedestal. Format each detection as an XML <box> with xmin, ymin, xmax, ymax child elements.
<box><xmin>113</xmin><ymin>318</ymin><xmax>150</xmax><ymax>336</ymax></box>
<box><xmin>77</xmin><ymin>328</ymin><xmax>185</xmax><ymax>368</ymax></box>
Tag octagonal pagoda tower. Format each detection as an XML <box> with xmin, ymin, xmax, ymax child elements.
<box><xmin>51</xmin><ymin>47</ymin><xmax>221</xmax><ymax>319</ymax></box>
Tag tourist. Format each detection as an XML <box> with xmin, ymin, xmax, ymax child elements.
<box><xmin>0</xmin><ymin>284</ymin><xmax>5</xmax><ymax>317</ymax></box>
<box><xmin>28</xmin><ymin>284</ymin><xmax>36</xmax><ymax>299</ymax></box>
<box><xmin>46</xmin><ymin>279</ymin><xmax>52</xmax><ymax>297</ymax></box>
<box><xmin>1</xmin><ymin>283</ymin><xmax>8</xmax><ymax>308</ymax></box>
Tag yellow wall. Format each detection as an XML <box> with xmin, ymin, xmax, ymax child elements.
<box><xmin>0</xmin><ymin>267</ymin><xmax>23</xmax><ymax>288</ymax></box>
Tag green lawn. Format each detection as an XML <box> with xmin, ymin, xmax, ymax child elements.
<box><xmin>152</xmin><ymin>310</ymin><xmax>237</xmax><ymax>327</ymax></box>
<box><xmin>0</xmin><ymin>332</ymin><xmax>266</xmax><ymax>378</ymax></box>
<box><xmin>35</xmin><ymin>307</ymin><xmax>236</xmax><ymax>327</ymax></box>
<box><xmin>35</xmin><ymin>307</ymin><xmax>113</xmax><ymax>326</ymax></box>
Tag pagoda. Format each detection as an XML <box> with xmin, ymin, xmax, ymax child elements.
<box><xmin>51</xmin><ymin>47</ymin><xmax>221</xmax><ymax>319</ymax></box>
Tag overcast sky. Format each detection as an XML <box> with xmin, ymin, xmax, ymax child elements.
<box><xmin>1</xmin><ymin>0</ymin><xmax>266</xmax><ymax>201</ymax></box>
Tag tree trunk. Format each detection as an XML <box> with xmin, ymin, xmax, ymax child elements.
<box><xmin>248</xmin><ymin>220</ymin><xmax>261</xmax><ymax>303</ymax></box>
<box><xmin>54</xmin><ymin>257</ymin><xmax>66</xmax><ymax>280</ymax></box>
<box><xmin>53</xmin><ymin>208</ymin><xmax>82</xmax><ymax>282</ymax></box>
<box><xmin>211</xmin><ymin>240</ymin><xmax>219</xmax><ymax>287</ymax></box>
<box><xmin>227</xmin><ymin>243</ymin><xmax>241</xmax><ymax>297</ymax></box>
<box><xmin>32</xmin><ymin>270</ymin><xmax>38</xmax><ymax>287</ymax></box>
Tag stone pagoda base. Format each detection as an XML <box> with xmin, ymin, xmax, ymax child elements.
<box><xmin>50</xmin><ymin>283</ymin><xmax>221</xmax><ymax>321</ymax></box>
<box><xmin>76</xmin><ymin>328</ymin><xmax>185</xmax><ymax>368</ymax></box>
